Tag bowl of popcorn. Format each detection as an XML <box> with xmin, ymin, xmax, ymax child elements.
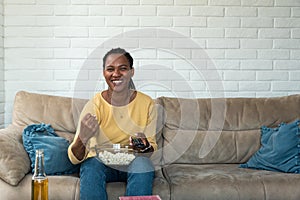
<box><xmin>95</xmin><ymin>144</ymin><xmax>136</xmax><ymax>166</ymax></box>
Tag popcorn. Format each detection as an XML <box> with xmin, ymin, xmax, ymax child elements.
<box><xmin>98</xmin><ymin>150</ymin><xmax>135</xmax><ymax>165</ymax></box>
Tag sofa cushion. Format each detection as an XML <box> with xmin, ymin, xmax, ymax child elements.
<box><xmin>0</xmin><ymin>125</ymin><xmax>31</xmax><ymax>186</ymax></box>
<box><xmin>12</xmin><ymin>91</ymin><xmax>88</xmax><ymax>133</ymax></box>
<box><xmin>240</xmin><ymin>119</ymin><xmax>300</xmax><ymax>173</ymax></box>
<box><xmin>0</xmin><ymin>174</ymin><xmax>81</xmax><ymax>200</ymax></box>
<box><xmin>162</xmin><ymin>127</ymin><xmax>261</xmax><ymax>164</ymax></box>
<box><xmin>23</xmin><ymin>123</ymin><xmax>79</xmax><ymax>175</ymax></box>
<box><xmin>157</xmin><ymin>95</ymin><xmax>300</xmax><ymax>165</ymax></box>
<box><xmin>164</xmin><ymin>163</ymin><xmax>300</xmax><ymax>200</ymax></box>
<box><xmin>157</xmin><ymin>95</ymin><xmax>300</xmax><ymax>131</ymax></box>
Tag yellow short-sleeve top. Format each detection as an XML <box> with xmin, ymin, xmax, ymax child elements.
<box><xmin>68</xmin><ymin>91</ymin><xmax>157</xmax><ymax>164</ymax></box>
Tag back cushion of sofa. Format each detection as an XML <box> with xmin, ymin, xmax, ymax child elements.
<box><xmin>158</xmin><ymin>95</ymin><xmax>300</xmax><ymax>164</ymax></box>
<box><xmin>12</xmin><ymin>91</ymin><xmax>88</xmax><ymax>135</ymax></box>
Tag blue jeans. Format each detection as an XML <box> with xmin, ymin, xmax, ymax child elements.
<box><xmin>79</xmin><ymin>156</ymin><xmax>155</xmax><ymax>200</ymax></box>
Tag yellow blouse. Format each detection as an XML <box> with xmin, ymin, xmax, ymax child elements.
<box><xmin>68</xmin><ymin>91</ymin><xmax>157</xmax><ymax>164</ymax></box>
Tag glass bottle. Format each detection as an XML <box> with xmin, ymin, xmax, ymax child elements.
<box><xmin>31</xmin><ymin>149</ymin><xmax>48</xmax><ymax>200</ymax></box>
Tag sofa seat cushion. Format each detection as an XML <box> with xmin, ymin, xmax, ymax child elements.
<box><xmin>0</xmin><ymin>174</ymin><xmax>80</xmax><ymax>200</ymax></box>
<box><xmin>0</xmin><ymin>171</ymin><xmax>170</xmax><ymax>200</ymax></box>
<box><xmin>163</xmin><ymin>164</ymin><xmax>300</xmax><ymax>200</ymax></box>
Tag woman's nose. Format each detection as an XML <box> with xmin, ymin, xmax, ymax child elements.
<box><xmin>112</xmin><ymin>69</ymin><xmax>121</xmax><ymax>76</ymax></box>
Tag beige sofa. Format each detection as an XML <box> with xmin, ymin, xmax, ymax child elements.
<box><xmin>1</xmin><ymin>91</ymin><xmax>300</xmax><ymax>200</ymax></box>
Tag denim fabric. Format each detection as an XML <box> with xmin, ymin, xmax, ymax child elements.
<box><xmin>80</xmin><ymin>156</ymin><xmax>155</xmax><ymax>200</ymax></box>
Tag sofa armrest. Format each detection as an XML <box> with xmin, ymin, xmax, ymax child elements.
<box><xmin>0</xmin><ymin>125</ymin><xmax>31</xmax><ymax>186</ymax></box>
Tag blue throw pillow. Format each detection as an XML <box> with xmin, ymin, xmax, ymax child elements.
<box><xmin>23</xmin><ymin>123</ymin><xmax>79</xmax><ymax>175</ymax></box>
<box><xmin>240</xmin><ymin>119</ymin><xmax>300</xmax><ymax>173</ymax></box>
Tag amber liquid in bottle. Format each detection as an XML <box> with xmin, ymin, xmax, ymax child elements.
<box><xmin>32</xmin><ymin>149</ymin><xmax>48</xmax><ymax>200</ymax></box>
<box><xmin>31</xmin><ymin>178</ymin><xmax>48</xmax><ymax>200</ymax></box>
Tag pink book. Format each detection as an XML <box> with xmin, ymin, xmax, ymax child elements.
<box><xmin>119</xmin><ymin>195</ymin><xmax>162</xmax><ymax>200</ymax></box>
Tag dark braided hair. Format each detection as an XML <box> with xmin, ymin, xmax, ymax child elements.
<box><xmin>103</xmin><ymin>47</ymin><xmax>133</xmax><ymax>69</ymax></box>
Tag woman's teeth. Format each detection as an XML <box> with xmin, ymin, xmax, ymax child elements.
<box><xmin>113</xmin><ymin>80</ymin><xmax>122</xmax><ymax>85</ymax></box>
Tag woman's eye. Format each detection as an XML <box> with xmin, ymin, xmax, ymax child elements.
<box><xmin>120</xmin><ymin>67</ymin><xmax>128</xmax><ymax>71</ymax></box>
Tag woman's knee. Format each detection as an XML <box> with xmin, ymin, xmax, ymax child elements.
<box><xmin>80</xmin><ymin>157</ymin><xmax>106</xmax><ymax>175</ymax></box>
<box><xmin>128</xmin><ymin>156</ymin><xmax>154</xmax><ymax>173</ymax></box>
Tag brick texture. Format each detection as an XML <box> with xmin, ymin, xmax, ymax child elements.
<box><xmin>2</xmin><ymin>0</ymin><xmax>300</xmax><ymax>126</ymax></box>
<box><xmin>0</xmin><ymin>0</ymin><xmax>3</xmax><ymax>128</ymax></box>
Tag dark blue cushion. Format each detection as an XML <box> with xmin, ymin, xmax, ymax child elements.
<box><xmin>240</xmin><ymin>119</ymin><xmax>300</xmax><ymax>173</ymax></box>
<box><xmin>23</xmin><ymin>123</ymin><xmax>79</xmax><ymax>175</ymax></box>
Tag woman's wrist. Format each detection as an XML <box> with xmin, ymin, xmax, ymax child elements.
<box><xmin>78</xmin><ymin>133</ymin><xmax>91</xmax><ymax>146</ymax></box>
<box><xmin>72</xmin><ymin>137</ymin><xmax>87</xmax><ymax>161</ymax></box>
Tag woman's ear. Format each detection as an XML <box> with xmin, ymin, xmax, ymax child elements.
<box><xmin>130</xmin><ymin>67</ymin><xmax>135</xmax><ymax>77</ymax></box>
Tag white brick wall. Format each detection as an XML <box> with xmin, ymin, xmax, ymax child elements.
<box><xmin>0</xmin><ymin>0</ymin><xmax>3</xmax><ymax>128</ymax></box>
<box><xmin>2</xmin><ymin>0</ymin><xmax>300</xmax><ymax>126</ymax></box>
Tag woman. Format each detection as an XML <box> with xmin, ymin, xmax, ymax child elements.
<box><xmin>68</xmin><ymin>48</ymin><xmax>158</xmax><ymax>200</ymax></box>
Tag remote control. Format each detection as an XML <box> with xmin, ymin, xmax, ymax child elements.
<box><xmin>132</xmin><ymin>137</ymin><xmax>146</xmax><ymax>149</ymax></box>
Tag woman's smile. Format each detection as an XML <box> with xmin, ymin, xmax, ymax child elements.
<box><xmin>112</xmin><ymin>79</ymin><xmax>123</xmax><ymax>86</ymax></box>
